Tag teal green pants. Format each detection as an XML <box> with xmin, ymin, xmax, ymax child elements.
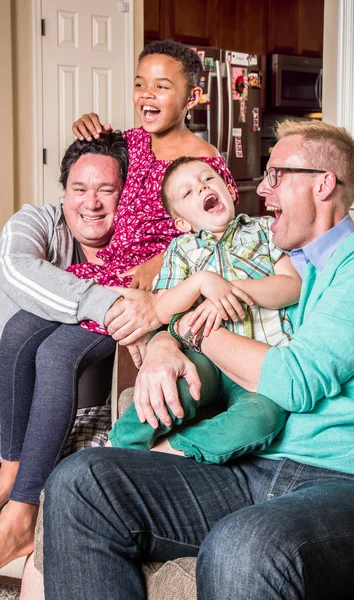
<box><xmin>108</xmin><ymin>350</ymin><xmax>288</xmax><ymax>464</ymax></box>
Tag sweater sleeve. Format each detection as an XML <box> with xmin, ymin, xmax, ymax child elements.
<box><xmin>0</xmin><ymin>204</ymin><xmax>119</xmax><ymax>326</ymax></box>
<box><xmin>257</xmin><ymin>260</ymin><xmax>354</xmax><ymax>412</ymax></box>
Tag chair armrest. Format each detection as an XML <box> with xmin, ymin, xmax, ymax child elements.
<box><xmin>111</xmin><ymin>345</ymin><xmax>138</xmax><ymax>425</ymax></box>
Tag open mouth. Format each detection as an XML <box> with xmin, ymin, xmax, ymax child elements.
<box><xmin>266</xmin><ymin>205</ymin><xmax>282</xmax><ymax>226</ymax></box>
<box><xmin>81</xmin><ymin>215</ymin><xmax>105</xmax><ymax>222</ymax></box>
<box><xmin>203</xmin><ymin>194</ymin><xmax>223</xmax><ymax>213</ymax></box>
<box><xmin>142</xmin><ymin>104</ymin><xmax>161</xmax><ymax>121</ymax></box>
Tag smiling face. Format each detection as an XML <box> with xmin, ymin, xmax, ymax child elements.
<box><xmin>257</xmin><ymin>135</ymin><xmax>324</xmax><ymax>250</ymax></box>
<box><xmin>164</xmin><ymin>160</ymin><xmax>236</xmax><ymax>238</ymax></box>
<box><xmin>133</xmin><ymin>54</ymin><xmax>198</xmax><ymax>135</ymax></box>
<box><xmin>63</xmin><ymin>154</ymin><xmax>123</xmax><ymax>253</ymax></box>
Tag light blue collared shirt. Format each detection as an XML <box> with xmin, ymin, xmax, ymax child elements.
<box><xmin>290</xmin><ymin>214</ymin><xmax>354</xmax><ymax>277</ymax></box>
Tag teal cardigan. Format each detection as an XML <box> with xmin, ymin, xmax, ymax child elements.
<box><xmin>257</xmin><ymin>232</ymin><xmax>354</xmax><ymax>474</ymax></box>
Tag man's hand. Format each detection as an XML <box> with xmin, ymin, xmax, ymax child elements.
<box><xmin>104</xmin><ymin>289</ymin><xmax>161</xmax><ymax>343</ymax></box>
<box><xmin>126</xmin><ymin>333</ymin><xmax>152</xmax><ymax>368</ymax></box>
<box><xmin>134</xmin><ymin>332</ymin><xmax>201</xmax><ymax>429</ymax></box>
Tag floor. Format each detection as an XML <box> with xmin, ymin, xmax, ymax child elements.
<box><xmin>0</xmin><ymin>585</ymin><xmax>20</xmax><ymax>600</ymax></box>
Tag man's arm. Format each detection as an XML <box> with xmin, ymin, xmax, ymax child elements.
<box><xmin>184</xmin><ymin>259</ymin><xmax>354</xmax><ymax>410</ymax></box>
<box><xmin>0</xmin><ymin>204</ymin><xmax>120</xmax><ymax>326</ymax></box>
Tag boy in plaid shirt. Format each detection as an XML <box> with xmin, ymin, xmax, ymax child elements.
<box><xmin>108</xmin><ymin>157</ymin><xmax>301</xmax><ymax>463</ymax></box>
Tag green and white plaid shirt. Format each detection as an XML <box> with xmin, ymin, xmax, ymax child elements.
<box><xmin>153</xmin><ymin>214</ymin><xmax>293</xmax><ymax>346</ymax></box>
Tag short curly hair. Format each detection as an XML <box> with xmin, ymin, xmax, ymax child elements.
<box><xmin>139</xmin><ymin>40</ymin><xmax>202</xmax><ymax>88</ymax></box>
<box><xmin>59</xmin><ymin>131</ymin><xmax>129</xmax><ymax>190</ymax></box>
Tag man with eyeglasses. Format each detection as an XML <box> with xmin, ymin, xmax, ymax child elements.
<box><xmin>43</xmin><ymin>120</ymin><xmax>354</xmax><ymax>600</ymax></box>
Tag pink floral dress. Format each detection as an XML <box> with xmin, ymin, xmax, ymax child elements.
<box><xmin>67</xmin><ymin>127</ymin><xmax>238</xmax><ymax>334</ymax></box>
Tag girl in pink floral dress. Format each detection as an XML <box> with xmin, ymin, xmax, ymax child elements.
<box><xmin>70</xmin><ymin>39</ymin><xmax>238</xmax><ymax>334</ymax></box>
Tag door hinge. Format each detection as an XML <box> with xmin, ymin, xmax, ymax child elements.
<box><xmin>119</xmin><ymin>1</ymin><xmax>129</xmax><ymax>12</ymax></box>
<box><xmin>43</xmin><ymin>149</ymin><xmax>47</xmax><ymax>165</ymax></box>
<box><xmin>41</xmin><ymin>19</ymin><xmax>46</xmax><ymax>36</ymax></box>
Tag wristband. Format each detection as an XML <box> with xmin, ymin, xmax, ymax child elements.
<box><xmin>168</xmin><ymin>312</ymin><xmax>206</xmax><ymax>353</ymax></box>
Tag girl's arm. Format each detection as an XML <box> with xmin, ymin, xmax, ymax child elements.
<box><xmin>72</xmin><ymin>113</ymin><xmax>113</xmax><ymax>141</ymax></box>
<box><xmin>232</xmin><ymin>254</ymin><xmax>301</xmax><ymax>309</ymax></box>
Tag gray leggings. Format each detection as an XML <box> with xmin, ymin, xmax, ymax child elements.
<box><xmin>0</xmin><ymin>310</ymin><xmax>116</xmax><ymax>504</ymax></box>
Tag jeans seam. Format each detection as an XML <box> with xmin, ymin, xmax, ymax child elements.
<box><xmin>130</xmin><ymin>528</ymin><xmax>201</xmax><ymax>550</ymax></box>
<box><xmin>267</xmin><ymin>459</ymin><xmax>285</xmax><ymax>498</ymax></box>
<box><xmin>283</xmin><ymin>461</ymin><xmax>306</xmax><ymax>495</ymax></box>
<box><xmin>278</xmin><ymin>531</ymin><xmax>354</xmax><ymax>596</ymax></box>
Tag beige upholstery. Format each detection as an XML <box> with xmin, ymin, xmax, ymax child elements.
<box><xmin>0</xmin><ymin>556</ymin><xmax>26</xmax><ymax>585</ymax></box>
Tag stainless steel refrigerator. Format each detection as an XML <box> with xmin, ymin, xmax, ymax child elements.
<box><xmin>189</xmin><ymin>47</ymin><xmax>263</xmax><ymax>216</ymax></box>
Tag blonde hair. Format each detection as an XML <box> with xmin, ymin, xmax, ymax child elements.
<box><xmin>275</xmin><ymin>120</ymin><xmax>354</xmax><ymax>209</ymax></box>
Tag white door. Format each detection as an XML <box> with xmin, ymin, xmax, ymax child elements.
<box><xmin>40</xmin><ymin>0</ymin><xmax>134</xmax><ymax>204</ymax></box>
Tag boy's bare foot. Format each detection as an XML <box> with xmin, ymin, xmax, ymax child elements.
<box><xmin>0</xmin><ymin>500</ymin><xmax>38</xmax><ymax>568</ymax></box>
<box><xmin>0</xmin><ymin>460</ymin><xmax>19</xmax><ymax>508</ymax></box>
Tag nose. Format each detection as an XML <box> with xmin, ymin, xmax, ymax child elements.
<box><xmin>257</xmin><ymin>176</ymin><xmax>271</xmax><ymax>197</ymax></box>
<box><xmin>197</xmin><ymin>181</ymin><xmax>209</xmax><ymax>194</ymax></box>
<box><xmin>141</xmin><ymin>85</ymin><xmax>155</xmax><ymax>99</ymax></box>
<box><xmin>84</xmin><ymin>190</ymin><xmax>102</xmax><ymax>210</ymax></box>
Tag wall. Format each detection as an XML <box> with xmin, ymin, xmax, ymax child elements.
<box><xmin>322</xmin><ymin>0</ymin><xmax>339</xmax><ymax>125</ymax></box>
<box><xmin>134</xmin><ymin>0</ymin><xmax>144</xmax><ymax>127</ymax></box>
<box><xmin>0</xmin><ymin>0</ymin><xmax>33</xmax><ymax>230</ymax></box>
<box><xmin>0</xmin><ymin>0</ymin><xmax>15</xmax><ymax>230</ymax></box>
<box><xmin>13</xmin><ymin>0</ymin><xmax>34</xmax><ymax>212</ymax></box>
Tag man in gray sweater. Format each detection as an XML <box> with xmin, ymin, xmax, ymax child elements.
<box><xmin>0</xmin><ymin>132</ymin><xmax>159</xmax><ymax>344</ymax></box>
<box><xmin>0</xmin><ymin>131</ymin><xmax>160</xmax><ymax>568</ymax></box>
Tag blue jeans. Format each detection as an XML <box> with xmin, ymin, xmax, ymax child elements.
<box><xmin>0</xmin><ymin>310</ymin><xmax>116</xmax><ymax>504</ymax></box>
<box><xmin>43</xmin><ymin>447</ymin><xmax>354</xmax><ymax>599</ymax></box>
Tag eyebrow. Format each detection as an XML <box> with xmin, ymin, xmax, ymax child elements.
<box><xmin>70</xmin><ymin>181</ymin><xmax>116</xmax><ymax>187</ymax></box>
<box><xmin>134</xmin><ymin>75</ymin><xmax>174</xmax><ymax>85</ymax></box>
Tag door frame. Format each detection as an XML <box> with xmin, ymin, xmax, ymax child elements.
<box><xmin>32</xmin><ymin>0</ymin><xmax>136</xmax><ymax>206</ymax></box>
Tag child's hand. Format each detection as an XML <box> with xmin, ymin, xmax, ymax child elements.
<box><xmin>72</xmin><ymin>113</ymin><xmax>113</xmax><ymax>141</ymax></box>
<box><xmin>197</xmin><ymin>272</ymin><xmax>254</xmax><ymax>323</ymax></box>
<box><xmin>186</xmin><ymin>299</ymin><xmax>223</xmax><ymax>337</ymax></box>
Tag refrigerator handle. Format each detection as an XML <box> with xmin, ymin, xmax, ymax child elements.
<box><xmin>215</xmin><ymin>60</ymin><xmax>223</xmax><ymax>152</ymax></box>
<box><xmin>315</xmin><ymin>70</ymin><xmax>322</xmax><ymax>108</ymax></box>
<box><xmin>207</xmin><ymin>71</ymin><xmax>215</xmax><ymax>145</ymax></box>
<box><xmin>225</xmin><ymin>61</ymin><xmax>234</xmax><ymax>168</ymax></box>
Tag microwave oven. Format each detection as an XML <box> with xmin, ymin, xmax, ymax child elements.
<box><xmin>269</xmin><ymin>54</ymin><xmax>322</xmax><ymax>110</ymax></box>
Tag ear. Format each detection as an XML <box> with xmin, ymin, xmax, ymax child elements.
<box><xmin>187</xmin><ymin>87</ymin><xmax>203</xmax><ymax>109</ymax></box>
<box><xmin>316</xmin><ymin>171</ymin><xmax>337</xmax><ymax>201</ymax></box>
<box><xmin>227</xmin><ymin>183</ymin><xmax>236</xmax><ymax>202</ymax></box>
<box><xmin>175</xmin><ymin>217</ymin><xmax>193</xmax><ymax>233</ymax></box>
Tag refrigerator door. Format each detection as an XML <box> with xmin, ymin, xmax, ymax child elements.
<box><xmin>187</xmin><ymin>47</ymin><xmax>222</xmax><ymax>148</ymax></box>
<box><xmin>221</xmin><ymin>51</ymin><xmax>262</xmax><ymax>182</ymax></box>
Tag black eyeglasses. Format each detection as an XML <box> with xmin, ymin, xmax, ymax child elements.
<box><xmin>264</xmin><ymin>167</ymin><xmax>344</xmax><ymax>188</ymax></box>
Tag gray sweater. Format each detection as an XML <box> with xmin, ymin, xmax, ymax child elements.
<box><xmin>0</xmin><ymin>203</ymin><xmax>120</xmax><ymax>339</ymax></box>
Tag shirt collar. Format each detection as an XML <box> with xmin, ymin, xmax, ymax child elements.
<box><xmin>197</xmin><ymin>215</ymin><xmax>239</xmax><ymax>242</ymax></box>
<box><xmin>290</xmin><ymin>214</ymin><xmax>354</xmax><ymax>276</ymax></box>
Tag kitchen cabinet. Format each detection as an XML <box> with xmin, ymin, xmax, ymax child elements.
<box><xmin>267</xmin><ymin>0</ymin><xmax>324</xmax><ymax>56</ymax></box>
<box><xmin>144</xmin><ymin>0</ymin><xmax>324</xmax><ymax>58</ymax></box>
<box><xmin>144</xmin><ymin>0</ymin><xmax>216</xmax><ymax>46</ymax></box>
